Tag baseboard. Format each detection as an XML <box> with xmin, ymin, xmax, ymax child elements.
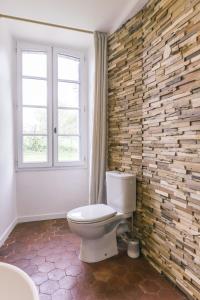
<box><xmin>0</xmin><ymin>212</ymin><xmax>67</xmax><ymax>247</ymax></box>
<box><xmin>18</xmin><ymin>212</ymin><xmax>66</xmax><ymax>223</ymax></box>
<box><xmin>0</xmin><ymin>217</ymin><xmax>18</xmax><ymax>247</ymax></box>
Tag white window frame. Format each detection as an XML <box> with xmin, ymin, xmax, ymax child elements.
<box><xmin>53</xmin><ymin>48</ymin><xmax>86</xmax><ymax>167</ymax></box>
<box><xmin>16</xmin><ymin>41</ymin><xmax>87</xmax><ymax>170</ymax></box>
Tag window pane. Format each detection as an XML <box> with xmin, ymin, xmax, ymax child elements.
<box><xmin>58</xmin><ymin>136</ymin><xmax>79</xmax><ymax>161</ymax></box>
<box><xmin>23</xmin><ymin>136</ymin><xmax>47</xmax><ymax>162</ymax></box>
<box><xmin>22</xmin><ymin>51</ymin><xmax>47</xmax><ymax>78</ymax></box>
<box><xmin>23</xmin><ymin>107</ymin><xmax>47</xmax><ymax>134</ymax></box>
<box><xmin>58</xmin><ymin>109</ymin><xmax>79</xmax><ymax>135</ymax></box>
<box><xmin>23</xmin><ymin>78</ymin><xmax>47</xmax><ymax>106</ymax></box>
<box><xmin>58</xmin><ymin>82</ymin><xmax>79</xmax><ymax>108</ymax></box>
<box><xmin>58</xmin><ymin>55</ymin><xmax>79</xmax><ymax>81</ymax></box>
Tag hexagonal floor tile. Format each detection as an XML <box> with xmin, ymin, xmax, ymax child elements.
<box><xmin>24</xmin><ymin>265</ymin><xmax>38</xmax><ymax>276</ymax></box>
<box><xmin>13</xmin><ymin>259</ymin><xmax>30</xmax><ymax>269</ymax></box>
<box><xmin>65</xmin><ymin>265</ymin><xmax>82</xmax><ymax>276</ymax></box>
<box><xmin>52</xmin><ymin>289</ymin><xmax>72</xmax><ymax>300</ymax></box>
<box><xmin>48</xmin><ymin>269</ymin><xmax>65</xmax><ymax>281</ymax></box>
<box><xmin>38</xmin><ymin>248</ymin><xmax>54</xmax><ymax>257</ymax></box>
<box><xmin>139</xmin><ymin>294</ymin><xmax>160</xmax><ymax>300</ymax></box>
<box><xmin>38</xmin><ymin>262</ymin><xmax>55</xmax><ymax>273</ymax></box>
<box><xmin>31</xmin><ymin>256</ymin><xmax>45</xmax><ymax>266</ymax></box>
<box><xmin>139</xmin><ymin>279</ymin><xmax>160</xmax><ymax>294</ymax></box>
<box><xmin>39</xmin><ymin>293</ymin><xmax>51</xmax><ymax>300</ymax></box>
<box><xmin>55</xmin><ymin>258</ymin><xmax>71</xmax><ymax>270</ymax></box>
<box><xmin>24</xmin><ymin>250</ymin><xmax>37</xmax><ymax>260</ymax></box>
<box><xmin>40</xmin><ymin>279</ymin><xmax>59</xmax><ymax>295</ymax></box>
<box><xmin>59</xmin><ymin>276</ymin><xmax>77</xmax><ymax>290</ymax></box>
<box><xmin>159</xmin><ymin>287</ymin><xmax>187</xmax><ymax>300</ymax></box>
<box><xmin>46</xmin><ymin>254</ymin><xmax>61</xmax><ymax>263</ymax></box>
<box><xmin>32</xmin><ymin>272</ymin><xmax>48</xmax><ymax>285</ymax></box>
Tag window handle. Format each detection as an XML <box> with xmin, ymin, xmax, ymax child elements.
<box><xmin>54</xmin><ymin>127</ymin><xmax>57</xmax><ymax>134</ymax></box>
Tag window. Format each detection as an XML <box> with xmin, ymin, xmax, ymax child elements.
<box><xmin>17</xmin><ymin>42</ymin><xmax>87</xmax><ymax>169</ymax></box>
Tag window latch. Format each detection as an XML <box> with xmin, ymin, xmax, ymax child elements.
<box><xmin>54</xmin><ymin>127</ymin><xmax>57</xmax><ymax>134</ymax></box>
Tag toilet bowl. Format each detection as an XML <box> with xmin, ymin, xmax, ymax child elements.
<box><xmin>68</xmin><ymin>204</ymin><xmax>131</xmax><ymax>263</ymax></box>
<box><xmin>67</xmin><ymin>171</ymin><xmax>136</xmax><ymax>263</ymax></box>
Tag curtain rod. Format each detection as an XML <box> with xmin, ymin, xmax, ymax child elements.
<box><xmin>0</xmin><ymin>13</ymin><xmax>94</xmax><ymax>35</ymax></box>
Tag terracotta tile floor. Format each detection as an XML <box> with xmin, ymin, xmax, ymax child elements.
<box><xmin>0</xmin><ymin>219</ymin><xmax>188</xmax><ymax>300</ymax></box>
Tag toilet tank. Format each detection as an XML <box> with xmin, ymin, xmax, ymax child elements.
<box><xmin>106</xmin><ymin>171</ymin><xmax>136</xmax><ymax>213</ymax></box>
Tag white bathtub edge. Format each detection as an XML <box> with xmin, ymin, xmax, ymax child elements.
<box><xmin>0</xmin><ymin>262</ymin><xmax>39</xmax><ymax>300</ymax></box>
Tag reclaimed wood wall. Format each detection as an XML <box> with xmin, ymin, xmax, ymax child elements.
<box><xmin>108</xmin><ymin>0</ymin><xmax>200</xmax><ymax>299</ymax></box>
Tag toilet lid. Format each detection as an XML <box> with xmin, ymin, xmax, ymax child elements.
<box><xmin>67</xmin><ymin>204</ymin><xmax>117</xmax><ymax>223</ymax></box>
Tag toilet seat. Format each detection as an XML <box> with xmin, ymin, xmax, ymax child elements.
<box><xmin>67</xmin><ymin>204</ymin><xmax>117</xmax><ymax>223</ymax></box>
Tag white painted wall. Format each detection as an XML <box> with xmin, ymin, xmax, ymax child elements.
<box><xmin>17</xmin><ymin>169</ymin><xmax>89</xmax><ymax>221</ymax></box>
<box><xmin>0</xmin><ymin>20</ymin><xmax>17</xmax><ymax>243</ymax></box>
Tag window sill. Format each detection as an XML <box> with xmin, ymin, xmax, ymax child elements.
<box><xmin>16</xmin><ymin>163</ymin><xmax>88</xmax><ymax>172</ymax></box>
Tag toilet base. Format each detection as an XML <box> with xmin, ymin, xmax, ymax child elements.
<box><xmin>79</xmin><ymin>228</ymin><xmax>118</xmax><ymax>263</ymax></box>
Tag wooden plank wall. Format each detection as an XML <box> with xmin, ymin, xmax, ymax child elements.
<box><xmin>108</xmin><ymin>10</ymin><xmax>143</xmax><ymax>223</ymax></box>
<box><xmin>108</xmin><ymin>0</ymin><xmax>200</xmax><ymax>299</ymax></box>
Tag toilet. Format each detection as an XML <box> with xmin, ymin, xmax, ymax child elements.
<box><xmin>67</xmin><ymin>171</ymin><xmax>136</xmax><ymax>263</ymax></box>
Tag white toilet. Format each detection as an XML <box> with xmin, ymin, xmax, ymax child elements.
<box><xmin>67</xmin><ymin>171</ymin><xmax>136</xmax><ymax>263</ymax></box>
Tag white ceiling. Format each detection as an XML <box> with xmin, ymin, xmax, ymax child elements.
<box><xmin>0</xmin><ymin>0</ymin><xmax>148</xmax><ymax>33</ymax></box>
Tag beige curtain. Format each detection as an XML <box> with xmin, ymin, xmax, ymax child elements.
<box><xmin>89</xmin><ymin>31</ymin><xmax>107</xmax><ymax>204</ymax></box>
